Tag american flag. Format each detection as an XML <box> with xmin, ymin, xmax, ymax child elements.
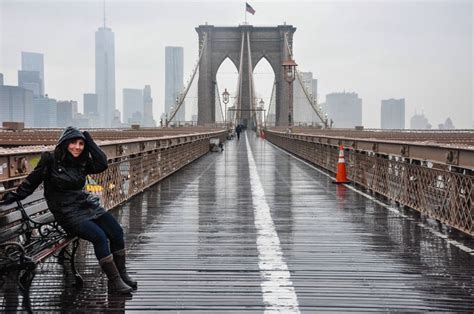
<box><xmin>246</xmin><ymin>2</ymin><xmax>255</xmax><ymax>15</ymax></box>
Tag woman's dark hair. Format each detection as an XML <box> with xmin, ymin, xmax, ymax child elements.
<box><xmin>54</xmin><ymin>138</ymin><xmax>89</xmax><ymax>165</ymax></box>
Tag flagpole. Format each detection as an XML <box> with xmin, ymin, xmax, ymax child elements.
<box><xmin>245</xmin><ymin>2</ymin><xmax>247</xmax><ymax>24</ymax></box>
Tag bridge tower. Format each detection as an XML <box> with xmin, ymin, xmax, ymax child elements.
<box><xmin>196</xmin><ymin>24</ymin><xmax>296</xmax><ymax>126</ymax></box>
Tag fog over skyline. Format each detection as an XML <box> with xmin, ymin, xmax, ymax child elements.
<box><xmin>1</xmin><ymin>0</ymin><xmax>472</xmax><ymax>128</ymax></box>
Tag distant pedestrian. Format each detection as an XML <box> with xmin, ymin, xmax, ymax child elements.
<box><xmin>235</xmin><ymin>124</ymin><xmax>242</xmax><ymax>140</ymax></box>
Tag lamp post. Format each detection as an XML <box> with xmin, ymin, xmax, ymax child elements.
<box><xmin>175</xmin><ymin>96</ymin><xmax>180</xmax><ymax>126</ymax></box>
<box><xmin>282</xmin><ymin>58</ymin><xmax>297</xmax><ymax>132</ymax></box>
<box><xmin>166</xmin><ymin>106</ymin><xmax>173</xmax><ymax>127</ymax></box>
<box><xmin>259</xmin><ymin>98</ymin><xmax>265</xmax><ymax>128</ymax></box>
<box><xmin>222</xmin><ymin>88</ymin><xmax>229</xmax><ymax>127</ymax></box>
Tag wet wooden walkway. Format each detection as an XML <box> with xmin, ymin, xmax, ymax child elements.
<box><xmin>1</xmin><ymin>132</ymin><xmax>473</xmax><ymax>312</ymax></box>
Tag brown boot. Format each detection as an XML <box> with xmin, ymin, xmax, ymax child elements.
<box><xmin>113</xmin><ymin>249</ymin><xmax>138</xmax><ymax>290</ymax></box>
<box><xmin>99</xmin><ymin>255</ymin><xmax>133</xmax><ymax>294</ymax></box>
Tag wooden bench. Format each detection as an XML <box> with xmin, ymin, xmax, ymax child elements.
<box><xmin>0</xmin><ymin>190</ymin><xmax>83</xmax><ymax>306</ymax></box>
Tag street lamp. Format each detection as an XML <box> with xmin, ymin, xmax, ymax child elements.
<box><xmin>222</xmin><ymin>88</ymin><xmax>229</xmax><ymax>127</ymax></box>
<box><xmin>282</xmin><ymin>58</ymin><xmax>297</xmax><ymax>131</ymax></box>
<box><xmin>222</xmin><ymin>88</ymin><xmax>230</xmax><ymax>104</ymax></box>
<box><xmin>166</xmin><ymin>106</ymin><xmax>174</xmax><ymax>127</ymax></box>
<box><xmin>175</xmin><ymin>96</ymin><xmax>180</xmax><ymax>126</ymax></box>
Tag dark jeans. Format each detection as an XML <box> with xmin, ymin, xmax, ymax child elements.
<box><xmin>71</xmin><ymin>212</ymin><xmax>124</xmax><ymax>260</ymax></box>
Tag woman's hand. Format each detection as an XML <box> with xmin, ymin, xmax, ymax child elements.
<box><xmin>83</xmin><ymin>131</ymin><xmax>108</xmax><ymax>174</ymax></box>
<box><xmin>82</xmin><ymin>131</ymin><xmax>94</xmax><ymax>144</ymax></box>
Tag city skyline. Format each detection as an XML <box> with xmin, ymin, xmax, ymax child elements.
<box><xmin>1</xmin><ymin>1</ymin><xmax>472</xmax><ymax>128</ymax></box>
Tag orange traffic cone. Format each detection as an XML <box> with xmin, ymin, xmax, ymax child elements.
<box><xmin>333</xmin><ymin>145</ymin><xmax>350</xmax><ymax>184</ymax></box>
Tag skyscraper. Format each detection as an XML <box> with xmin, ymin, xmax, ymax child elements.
<box><xmin>311</xmin><ymin>79</ymin><xmax>322</xmax><ymax>125</ymax></box>
<box><xmin>165</xmin><ymin>47</ymin><xmax>184</xmax><ymax>122</ymax></box>
<box><xmin>293</xmin><ymin>71</ymin><xmax>311</xmax><ymax>125</ymax></box>
<box><xmin>57</xmin><ymin>100</ymin><xmax>77</xmax><ymax>127</ymax></box>
<box><xmin>0</xmin><ymin>85</ymin><xmax>33</xmax><ymax>126</ymax></box>
<box><xmin>381</xmin><ymin>98</ymin><xmax>405</xmax><ymax>129</ymax></box>
<box><xmin>95</xmin><ymin>24</ymin><xmax>116</xmax><ymax>127</ymax></box>
<box><xmin>21</xmin><ymin>52</ymin><xmax>44</xmax><ymax>96</ymax></box>
<box><xmin>293</xmin><ymin>72</ymin><xmax>320</xmax><ymax>125</ymax></box>
<box><xmin>410</xmin><ymin>112</ymin><xmax>431</xmax><ymax>129</ymax></box>
<box><xmin>18</xmin><ymin>70</ymin><xmax>42</xmax><ymax>96</ymax></box>
<box><xmin>83</xmin><ymin>93</ymin><xmax>98</xmax><ymax>115</ymax></box>
<box><xmin>123</xmin><ymin>88</ymin><xmax>143</xmax><ymax>125</ymax></box>
<box><xmin>325</xmin><ymin>92</ymin><xmax>362</xmax><ymax>128</ymax></box>
<box><xmin>438</xmin><ymin>117</ymin><xmax>455</xmax><ymax>129</ymax></box>
<box><xmin>33</xmin><ymin>96</ymin><xmax>57</xmax><ymax>127</ymax></box>
<box><xmin>143</xmin><ymin>85</ymin><xmax>156</xmax><ymax>127</ymax></box>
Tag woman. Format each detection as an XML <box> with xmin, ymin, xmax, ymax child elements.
<box><xmin>1</xmin><ymin>127</ymin><xmax>137</xmax><ymax>294</ymax></box>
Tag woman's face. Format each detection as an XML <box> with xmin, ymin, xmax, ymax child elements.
<box><xmin>67</xmin><ymin>139</ymin><xmax>85</xmax><ymax>158</ymax></box>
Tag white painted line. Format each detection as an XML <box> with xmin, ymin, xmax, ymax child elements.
<box><xmin>245</xmin><ymin>134</ymin><xmax>300</xmax><ymax>313</ymax></box>
<box><xmin>265</xmin><ymin>139</ymin><xmax>474</xmax><ymax>255</ymax></box>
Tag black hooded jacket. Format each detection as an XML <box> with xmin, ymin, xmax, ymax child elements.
<box><xmin>6</xmin><ymin>127</ymin><xmax>109</xmax><ymax>231</ymax></box>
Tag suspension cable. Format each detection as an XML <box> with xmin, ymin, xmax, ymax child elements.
<box><xmin>246</xmin><ymin>31</ymin><xmax>258</xmax><ymax>129</ymax></box>
<box><xmin>215</xmin><ymin>83</ymin><xmax>225</xmax><ymax>123</ymax></box>
<box><xmin>283</xmin><ymin>33</ymin><xmax>328</xmax><ymax>128</ymax></box>
<box><xmin>166</xmin><ymin>33</ymin><xmax>208</xmax><ymax>126</ymax></box>
<box><xmin>235</xmin><ymin>31</ymin><xmax>245</xmax><ymax>125</ymax></box>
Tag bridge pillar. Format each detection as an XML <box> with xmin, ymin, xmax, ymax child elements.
<box><xmin>196</xmin><ymin>24</ymin><xmax>296</xmax><ymax>126</ymax></box>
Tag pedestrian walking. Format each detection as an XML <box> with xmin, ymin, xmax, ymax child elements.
<box><xmin>236</xmin><ymin>124</ymin><xmax>242</xmax><ymax>140</ymax></box>
<box><xmin>1</xmin><ymin>126</ymin><xmax>137</xmax><ymax>294</ymax></box>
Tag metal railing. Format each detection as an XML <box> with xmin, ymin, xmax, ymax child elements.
<box><xmin>0</xmin><ymin>130</ymin><xmax>227</xmax><ymax>210</ymax></box>
<box><xmin>0</xmin><ymin>126</ymin><xmax>227</xmax><ymax>146</ymax></box>
<box><xmin>265</xmin><ymin>130</ymin><xmax>473</xmax><ymax>236</ymax></box>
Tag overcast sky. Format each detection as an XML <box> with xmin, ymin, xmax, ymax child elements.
<box><xmin>1</xmin><ymin>0</ymin><xmax>472</xmax><ymax>128</ymax></box>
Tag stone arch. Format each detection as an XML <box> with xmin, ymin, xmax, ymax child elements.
<box><xmin>253</xmin><ymin>56</ymin><xmax>276</xmax><ymax>127</ymax></box>
<box><xmin>252</xmin><ymin>54</ymin><xmax>279</xmax><ymax>79</ymax></box>
<box><xmin>215</xmin><ymin>56</ymin><xmax>240</xmax><ymax>123</ymax></box>
<box><xmin>213</xmin><ymin>54</ymin><xmax>239</xmax><ymax>81</ymax></box>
